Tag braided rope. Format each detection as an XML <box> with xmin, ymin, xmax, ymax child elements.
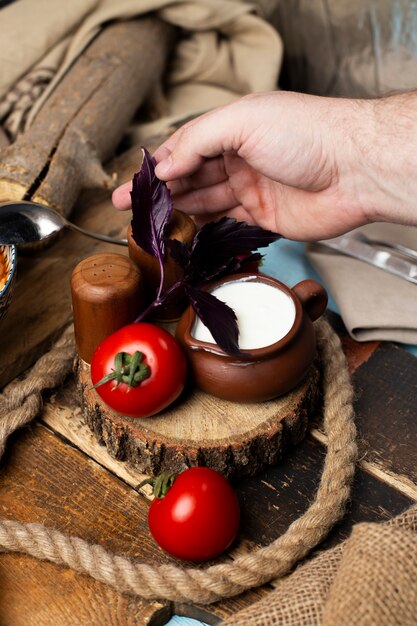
<box><xmin>0</xmin><ymin>318</ymin><xmax>357</xmax><ymax>604</ymax></box>
<box><xmin>0</xmin><ymin>325</ymin><xmax>75</xmax><ymax>456</ymax></box>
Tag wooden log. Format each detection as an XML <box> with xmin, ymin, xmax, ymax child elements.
<box><xmin>76</xmin><ymin>358</ymin><xmax>321</xmax><ymax>479</ymax></box>
<box><xmin>0</xmin><ymin>18</ymin><xmax>175</xmax><ymax>215</ymax></box>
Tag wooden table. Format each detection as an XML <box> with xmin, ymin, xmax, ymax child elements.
<box><xmin>0</xmin><ymin>148</ymin><xmax>416</xmax><ymax>626</ymax></box>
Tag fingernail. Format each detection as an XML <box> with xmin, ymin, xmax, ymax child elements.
<box><xmin>156</xmin><ymin>156</ymin><xmax>173</xmax><ymax>175</ymax></box>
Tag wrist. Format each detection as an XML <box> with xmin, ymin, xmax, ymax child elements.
<box><xmin>352</xmin><ymin>92</ymin><xmax>417</xmax><ymax>226</ymax></box>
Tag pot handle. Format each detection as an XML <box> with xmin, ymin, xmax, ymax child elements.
<box><xmin>293</xmin><ymin>280</ymin><xmax>328</xmax><ymax>321</ymax></box>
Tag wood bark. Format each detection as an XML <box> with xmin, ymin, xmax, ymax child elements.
<box><xmin>77</xmin><ymin>358</ymin><xmax>321</xmax><ymax>479</ymax></box>
<box><xmin>0</xmin><ymin>18</ymin><xmax>175</xmax><ymax>215</ymax></box>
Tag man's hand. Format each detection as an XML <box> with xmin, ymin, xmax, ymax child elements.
<box><xmin>113</xmin><ymin>91</ymin><xmax>417</xmax><ymax>240</ymax></box>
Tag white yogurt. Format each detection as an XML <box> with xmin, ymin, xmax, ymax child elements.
<box><xmin>191</xmin><ymin>279</ymin><xmax>296</xmax><ymax>350</ymax></box>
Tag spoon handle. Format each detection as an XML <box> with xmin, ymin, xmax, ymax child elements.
<box><xmin>68</xmin><ymin>223</ymin><xmax>128</xmax><ymax>246</ymax></box>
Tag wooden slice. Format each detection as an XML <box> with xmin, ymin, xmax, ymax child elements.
<box><xmin>76</xmin><ymin>359</ymin><xmax>321</xmax><ymax>479</ymax></box>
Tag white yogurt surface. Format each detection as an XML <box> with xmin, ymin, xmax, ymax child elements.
<box><xmin>191</xmin><ymin>279</ymin><xmax>296</xmax><ymax>350</ymax></box>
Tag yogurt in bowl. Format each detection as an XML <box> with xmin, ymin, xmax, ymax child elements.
<box><xmin>176</xmin><ymin>273</ymin><xmax>328</xmax><ymax>403</ymax></box>
<box><xmin>192</xmin><ymin>278</ymin><xmax>296</xmax><ymax>350</ymax></box>
<box><xmin>0</xmin><ymin>244</ymin><xmax>17</xmax><ymax>320</ymax></box>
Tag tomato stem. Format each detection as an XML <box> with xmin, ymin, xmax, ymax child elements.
<box><xmin>93</xmin><ymin>351</ymin><xmax>150</xmax><ymax>391</ymax></box>
<box><xmin>137</xmin><ymin>471</ymin><xmax>177</xmax><ymax>498</ymax></box>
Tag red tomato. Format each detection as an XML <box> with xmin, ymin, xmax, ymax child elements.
<box><xmin>91</xmin><ymin>323</ymin><xmax>187</xmax><ymax>418</ymax></box>
<box><xmin>148</xmin><ymin>467</ymin><xmax>240</xmax><ymax>561</ymax></box>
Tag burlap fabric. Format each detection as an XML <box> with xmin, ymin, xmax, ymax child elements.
<box><xmin>222</xmin><ymin>504</ymin><xmax>417</xmax><ymax>625</ymax></box>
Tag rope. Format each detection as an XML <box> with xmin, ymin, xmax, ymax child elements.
<box><xmin>0</xmin><ymin>325</ymin><xmax>75</xmax><ymax>457</ymax></box>
<box><xmin>0</xmin><ymin>318</ymin><xmax>357</xmax><ymax>604</ymax></box>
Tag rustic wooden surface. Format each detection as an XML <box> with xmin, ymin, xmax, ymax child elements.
<box><xmin>77</xmin><ymin>356</ymin><xmax>320</xmax><ymax>478</ymax></box>
<box><xmin>0</xmin><ymin>148</ymin><xmax>416</xmax><ymax>625</ymax></box>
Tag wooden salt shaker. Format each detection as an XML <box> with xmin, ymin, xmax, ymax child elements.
<box><xmin>127</xmin><ymin>209</ymin><xmax>196</xmax><ymax>321</ymax></box>
<box><xmin>71</xmin><ymin>253</ymin><xmax>144</xmax><ymax>363</ymax></box>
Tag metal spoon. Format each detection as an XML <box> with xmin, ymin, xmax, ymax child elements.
<box><xmin>0</xmin><ymin>200</ymin><xmax>128</xmax><ymax>246</ymax></box>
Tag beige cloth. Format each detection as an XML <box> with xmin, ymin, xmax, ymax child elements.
<box><xmin>307</xmin><ymin>223</ymin><xmax>417</xmax><ymax>344</ymax></box>
<box><xmin>269</xmin><ymin>0</ymin><xmax>417</xmax><ymax>98</ymax></box>
<box><xmin>0</xmin><ymin>0</ymin><xmax>282</xmax><ymax>139</ymax></box>
<box><xmin>223</xmin><ymin>504</ymin><xmax>417</xmax><ymax>626</ymax></box>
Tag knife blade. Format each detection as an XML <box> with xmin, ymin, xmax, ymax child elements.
<box><xmin>316</xmin><ymin>235</ymin><xmax>417</xmax><ymax>284</ymax></box>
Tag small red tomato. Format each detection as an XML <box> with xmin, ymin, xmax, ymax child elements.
<box><xmin>147</xmin><ymin>467</ymin><xmax>240</xmax><ymax>561</ymax></box>
<box><xmin>91</xmin><ymin>323</ymin><xmax>187</xmax><ymax>418</ymax></box>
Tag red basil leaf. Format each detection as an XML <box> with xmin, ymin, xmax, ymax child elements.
<box><xmin>234</xmin><ymin>252</ymin><xmax>263</xmax><ymax>271</ymax></box>
<box><xmin>186</xmin><ymin>217</ymin><xmax>279</xmax><ymax>282</ymax></box>
<box><xmin>185</xmin><ymin>285</ymin><xmax>241</xmax><ymax>356</ymax></box>
<box><xmin>165</xmin><ymin>238</ymin><xmax>190</xmax><ymax>268</ymax></box>
<box><xmin>130</xmin><ymin>147</ymin><xmax>173</xmax><ymax>261</ymax></box>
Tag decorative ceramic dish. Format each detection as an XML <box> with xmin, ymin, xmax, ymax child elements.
<box><xmin>0</xmin><ymin>244</ymin><xmax>17</xmax><ymax>320</ymax></box>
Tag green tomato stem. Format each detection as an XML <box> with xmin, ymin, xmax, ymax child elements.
<box><xmin>136</xmin><ymin>471</ymin><xmax>177</xmax><ymax>498</ymax></box>
<box><xmin>93</xmin><ymin>351</ymin><xmax>150</xmax><ymax>391</ymax></box>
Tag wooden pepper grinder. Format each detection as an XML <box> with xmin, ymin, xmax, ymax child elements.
<box><xmin>127</xmin><ymin>209</ymin><xmax>197</xmax><ymax>322</ymax></box>
<box><xmin>71</xmin><ymin>253</ymin><xmax>144</xmax><ymax>363</ymax></box>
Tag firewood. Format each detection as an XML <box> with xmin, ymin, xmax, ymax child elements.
<box><xmin>0</xmin><ymin>18</ymin><xmax>175</xmax><ymax>215</ymax></box>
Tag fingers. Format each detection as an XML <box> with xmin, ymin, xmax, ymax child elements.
<box><xmin>154</xmin><ymin>104</ymin><xmax>241</xmax><ymax>181</ymax></box>
<box><xmin>112</xmin><ymin>181</ymin><xmax>132</xmax><ymax>211</ymax></box>
<box><xmin>172</xmin><ymin>179</ymin><xmax>238</xmax><ymax>215</ymax></box>
<box><xmin>167</xmin><ymin>156</ymin><xmax>227</xmax><ymax>196</ymax></box>
<box><xmin>193</xmin><ymin>206</ymin><xmax>255</xmax><ymax>228</ymax></box>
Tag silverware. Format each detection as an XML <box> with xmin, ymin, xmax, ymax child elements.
<box><xmin>0</xmin><ymin>201</ymin><xmax>128</xmax><ymax>246</ymax></box>
<box><xmin>354</xmin><ymin>232</ymin><xmax>417</xmax><ymax>262</ymax></box>
<box><xmin>316</xmin><ymin>234</ymin><xmax>417</xmax><ymax>284</ymax></box>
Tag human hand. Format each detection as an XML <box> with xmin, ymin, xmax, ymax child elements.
<box><xmin>113</xmin><ymin>91</ymin><xmax>417</xmax><ymax>240</ymax></box>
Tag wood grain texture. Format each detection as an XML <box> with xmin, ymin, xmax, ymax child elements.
<box><xmin>352</xmin><ymin>343</ymin><xmax>417</xmax><ymax>484</ymax></box>
<box><xmin>0</xmin><ymin>422</ymin><xmax>269</xmax><ymax>625</ymax></box>
<box><xmin>235</xmin><ymin>436</ymin><xmax>414</xmax><ymax>553</ymax></box>
<box><xmin>0</xmin><ymin>424</ymin><xmax>169</xmax><ymax>626</ymax></box>
<box><xmin>77</xmin><ymin>358</ymin><xmax>320</xmax><ymax>478</ymax></box>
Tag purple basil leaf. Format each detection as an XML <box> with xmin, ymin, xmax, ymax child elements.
<box><xmin>235</xmin><ymin>252</ymin><xmax>263</xmax><ymax>270</ymax></box>
<box><xmin>130</xmin><ymin>147</ymin><xmax>173</xmax><ymax>261</ymax></box>
<box><xmin>165</xmin><ymin>238</ymin><xmax>190</xmax><ymax>269</ymax></box>
<box><xmin>185</xmin><ymin>285</ymin><xmax>241</xmax><ymax>355</ymax></box>
<box><xmin>186</xmin><ymin>217</ymin><xmax>279</xmax><ymax>282</ymax></box>
<box><xmin>210</xmin><ymin>252</ymin><xmax>263</xmax><ymax>280</ymax></box>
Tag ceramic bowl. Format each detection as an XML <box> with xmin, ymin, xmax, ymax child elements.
<box><xmin>176</xmin><ymin>273</ymin><xmax>328</xmax><ymax>403</ymax></box>
<box><xmin>0</xmin><ymin>244</ymin><xmax>17</xmax><ymax>321</ymax></box>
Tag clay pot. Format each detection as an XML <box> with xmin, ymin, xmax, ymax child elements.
<box><xmin>127</xmin><ymin>210</ymin><xmax>196</xmax><ymax>321</ymax></box>
<box><xmin>175</xmin><ymin>273</ymin><xmax>328</xmax><ymax>402</ymax></box>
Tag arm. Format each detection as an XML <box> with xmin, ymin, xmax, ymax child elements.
<box><xmin>113</xmin><ymin>90</ymin><xmax>417</xmax><ymax>240</ymax></box>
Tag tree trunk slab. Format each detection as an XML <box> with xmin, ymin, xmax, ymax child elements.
<box><xmin>77</xmin><ymin>359</ymin><xmax>321</xmax><ymax>479</ymax></box>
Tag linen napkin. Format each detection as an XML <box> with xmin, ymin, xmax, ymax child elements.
<box><xmin>307</xmin><ymin>223</ymin><xmax>417</xmax><ymax>344</ymax></box>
